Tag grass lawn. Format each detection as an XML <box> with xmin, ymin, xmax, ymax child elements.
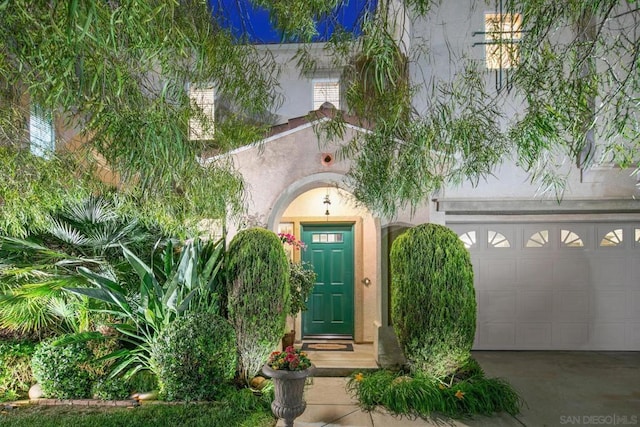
<box><xmin>0</xmin><ymin>398</ymin><xmax>276</xmax><ymax>427</ymax></box>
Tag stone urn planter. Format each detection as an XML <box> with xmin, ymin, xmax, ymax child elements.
<box><xmin>262</xmin><ymin>363</ymin><xmax>315</xmax><ymax>427</ymax></box>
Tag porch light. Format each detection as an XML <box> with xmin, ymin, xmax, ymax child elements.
<box><xmin>323</xmin><ymin>190</ymin><xmax>331</xmax><ymax>217</ymax></box>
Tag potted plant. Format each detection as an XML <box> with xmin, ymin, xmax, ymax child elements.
<box><xmin>278</xmin><ymin>233</ymin><xmax>316</xmax><ymax>349</ymax></box>
<box><xmin>263</xmin><ymin>346</ymin><xmax>314</xmax><ymax>427</ymax></box>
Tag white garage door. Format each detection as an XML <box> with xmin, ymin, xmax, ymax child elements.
<box><xmin>449</xmin><ymin>222</ymin><xmax>640</xmax><ymax>350</ymax></box>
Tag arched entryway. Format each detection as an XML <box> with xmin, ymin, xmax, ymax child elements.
<box><xmin>268</xmin><ymin>176</ymin><xmax>380</xmax><ymax>345</ymax></box>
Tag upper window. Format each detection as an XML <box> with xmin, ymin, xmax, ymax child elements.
<box><xmin>189</xmin><ymin>85</ymin><xmax>215</xmax><ymax>140</ymax></box>
<box><xmin>313</xmin><ymin>79</ymin><xmax>340</xmax><ymax>110</ymax></box>
<box><xmin>484</xmin><ymin>13</ymin><xmax>522</xmax><ymax>70</ymax></box>
<box><xmin>29</xmin><ymin>105</ymin><xmax>55</xmax><ymax>158</ymax></box>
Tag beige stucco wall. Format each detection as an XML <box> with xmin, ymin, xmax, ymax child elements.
<box><xmin>216</xmin><ymin>120</ymin><xmax>430</xmax><ymax>362</ymax></box>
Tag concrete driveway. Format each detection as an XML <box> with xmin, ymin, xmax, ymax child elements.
<box><xmin>472</xmin><ymin>351</ymin><xmax>640</xmax><ymax>426</ymax></box>
<box><xmin>280</xmin><ymin>351</ymin><xmax>640</xmax><ymax>427</ymax></box>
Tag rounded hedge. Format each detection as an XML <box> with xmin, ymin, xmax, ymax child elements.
<box><xmin>227</xmin><ymin>228</ymin><xmax>289</xmax><ymax>383</ymax></box>
<box><xmin>31</xmin><ymin>336</ymin><xmax>94</xmax><ymax>399</ymax></box>
<box><xmin>391</xmin><ymin>223</ymin><xmax>476</xmax><ymax>377</ymax></box>
<box><xmin>151</xmin><ymin>312</ymin><xmax>237</xmax><ymax>401</ymax></box>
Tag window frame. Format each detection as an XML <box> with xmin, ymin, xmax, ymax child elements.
<box><xmin>188</xmin><ymin>83</ymin><xmax>215</xmax><ymax>141</ymax></box>
<box><xmin>312</xmin><ymin>78</ymin><xmax>341</xmax><ymax>111</ymax></box>
<box><xmin>29</xmin><ymin>104</ymin><xmax>55</xmax><ymax>158</ymax></box>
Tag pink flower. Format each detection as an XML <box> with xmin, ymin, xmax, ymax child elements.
<box><xmin>278</xmin><ymin>233</ymin><xmax>306</xmax><ymax>250</ymax></box>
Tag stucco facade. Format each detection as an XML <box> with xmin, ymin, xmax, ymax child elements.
<box><xmin>213</xmin><ymin>1</ymin><xmax>640</xmax><ymax>364</ymax></box>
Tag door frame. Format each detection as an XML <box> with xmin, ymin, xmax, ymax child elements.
<box><xmin>280</xmin><ymin>216</ymin><xmax>365</xmax><ymax>343</ymax></box>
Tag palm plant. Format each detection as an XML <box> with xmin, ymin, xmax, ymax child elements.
<box><xmin>0</xmin><ymin>196</ymin><xmax>161</xmax><ymax>335</ymax></box>
<box><xmin>64</xmin><ymin>237</ymin><xmax>226</xmax><ymax>380</ymax></box>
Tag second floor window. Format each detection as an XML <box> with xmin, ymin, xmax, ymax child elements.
<box><xmin>485</xmin><ymin>13</ymin><xmax>522</xmax><ymax>70</ymax></box>
<box><xmin>313</xmin><ymin>79</ymin><xmax>340</xmax><ymax>110</ymax></box>
<box><xmin>29</xmin><ymin>104</ymin><xmax>55</xmax><ymax>158</ymax></box>
<box><xmin>189</xmin><ymin>85</ymin><xmax>215</xmax><ymax>140</ymax></box>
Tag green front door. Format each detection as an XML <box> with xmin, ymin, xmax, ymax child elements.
<box><xmin>301</xmin><ymin>224</ymin><xmax>354</xmax><ymax>338</ymax></box>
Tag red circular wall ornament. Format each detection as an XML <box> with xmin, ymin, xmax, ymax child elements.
<box><xmin>321</xmin><ymin>153</ymin><xmax>334</xmax><ymax>166</ymax></box>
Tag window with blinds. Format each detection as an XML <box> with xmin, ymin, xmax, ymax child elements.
<box><xmin>29</xmin><ymin>105</ymin><xmax>55</xmax><ymax>158</ymax></box>
<box><xmin>313</xmin><ymin>80</ymin><xmax>340</xmax><ymax>110</ymax></box>
<box><xmin>189</xmin><ymin>85</ymin><xmax>215</xmax><ymax>140</ymax></box>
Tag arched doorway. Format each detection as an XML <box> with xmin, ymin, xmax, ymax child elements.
<box><xmin>271</xmin><ymin>183</ymin><xmax>379</xmax><ymax>344</ymax></box>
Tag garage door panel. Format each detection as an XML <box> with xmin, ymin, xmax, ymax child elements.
<box><xmin>481</xmin><ymin>290</ymin><xmax>516</xmax><ymax>321</ymax></box>
<box><xmin>480</xmin><ymin>322</ymin><xmax>515</xmax><ymax>348</ymax></box>
<box><xmin>632</xmin><ymin>261</ymin><xmax>640</xmax><ymax>284</ymax></box>
<box><xmin>591</xmin><ymin>291</ymin><xmax>627</xmax><ymax>320</ymax></box>
<box><xmin>517</xmin><ymin>291</ymin><xmax>553</xmax><ymax>321</ymax></box>
<box><xmin>479</xmin><ymin>259</ymin><xmax>516</xmax><ymax>289</ymax></box>
<box><xmin>627</xmin><ymin>323</ymin><xmax>640</xmax><ymax>348</ymax></box>
<box><xmin>590</xmin><ymin>323</ymin><xmax>626</xmax><ymax>348</ymax></box>
<box><xmin>590</xmin><ymin>258</ymin><xmax>629</xmax><ymax>287</ymax></box>
<box><xmin>554</xmin><ymin>290</ymin><xmax>590</xmax><ymax>321</ymax></box>
<box><xmin>517</xmin><ymin>259</ymin><xmax>553</xmax><ymax>287</ymax></box>
<box><xmin>631</xmin><ymin>291</ymin><xmax>640</xmax><ymax>317</ymax></box>
<box><xmin>516</xmin><ymin>323</ymin><xmax>552</xmax><ymax>347</ymax></box>
<box><xmin>553</xmin><ymin>323</ymin><xmax>589</xmax><ymax>348</ymax></box>
<box><xmin>553</xmin><ymin>258</ymin><xmax>590</xmax><ymax>287</ymax></box>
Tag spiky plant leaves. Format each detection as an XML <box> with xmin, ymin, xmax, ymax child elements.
<box><xmin>64</xmin><ymin>237</ymin><xmax>226</xmax><ymax>380</ymax></box>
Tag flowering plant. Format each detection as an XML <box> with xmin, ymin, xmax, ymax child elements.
<box><xmin>267</xmin><ymin>346</ymin><xmax>312</xmax><ymax>371</ymax></box>
<box><xmin>278</xmin><ymin>232</ymin><xmax>306</xmax><ymax>250</ymax></box>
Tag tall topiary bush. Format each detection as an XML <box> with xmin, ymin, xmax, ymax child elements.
<box><xmin>391</xmin><ymin>223</ymin><xmax>476</xmax><ymax>378</ymax></box>
<box><xmin>227</xmin><ymin>228</ymin><xmax>289</xmax><ymax>384</ymax></box>
<box><xmin>151</xmin><ymin>312</ymin><xmax>237</xmax><ymax>401</ymax></box>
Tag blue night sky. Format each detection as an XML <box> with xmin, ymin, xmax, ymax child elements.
<box><xmin>209</xmin><ymin>0</ymin><xmax>377</xmax><ymax>44</ymax></box>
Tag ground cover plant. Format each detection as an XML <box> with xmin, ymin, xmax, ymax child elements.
<box><xmin>348</xmin><ymin>359</ymin><xmax>523</xmax><ymax>419</ymax></box>
<box><xmin>0</xmin><ymin>387</ymin><xmax>274</xmax><ymax>427</ymax></box>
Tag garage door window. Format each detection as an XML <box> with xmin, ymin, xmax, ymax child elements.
<box><xmin>561</xmin><ymin>230</ymin><xmax>584</xmax><ymax>247</ymax></box>
<box><xmin>600</xmin><ymin>229</ymin><xmax>623</xmax><ymax>247</ymax></box>
<box><xmin>635</xmin><ymin>228</ymin><xmax>640</xmax><ymax>245</ymax></box>
<box><xmin>526</xmin><ymin>230</ymin><xmax>549</xmax><ymax>248</ymax></box>
<box><xmin>459</xmin><ymin>231</ymin><xmax>477</xmax><ymax>249</ymax></box>
<box><xmin>488</xmin><ymin>230</ymin><xmax>510</xmax><ymax>248</ymax></box>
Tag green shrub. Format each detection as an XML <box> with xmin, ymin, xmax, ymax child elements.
<box><xmin>391</xmin><ymin>223</ymin><xmax>476</xmax><ymax>377</ymax></box>
<box><xmin>227</xmin><ymin>228</ymin><xmax>290</xmax><ymax>384</ymax></box>
<box><xmin>92</xmin><ymin>375</ymin><xmax>131</xmax><ymax>400</ymax></box>
<box><xmin>127</xmin><ymin>370</ymin><xmax>158</xmax><ymax>394</ymax></box>
<box><xmin>0</xmin><ymin>340</ymin><xmax>37</xmax><ymax>401</ymax></box>
<box><xmin>31</xmin><ymin>335</ymin><xmax>95</xmax><ymax>399</ymax></box>
<box><xmin>151</xmin><ymin>312</ymin><xmax>237</xmax><ymax>401</ymax></box>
